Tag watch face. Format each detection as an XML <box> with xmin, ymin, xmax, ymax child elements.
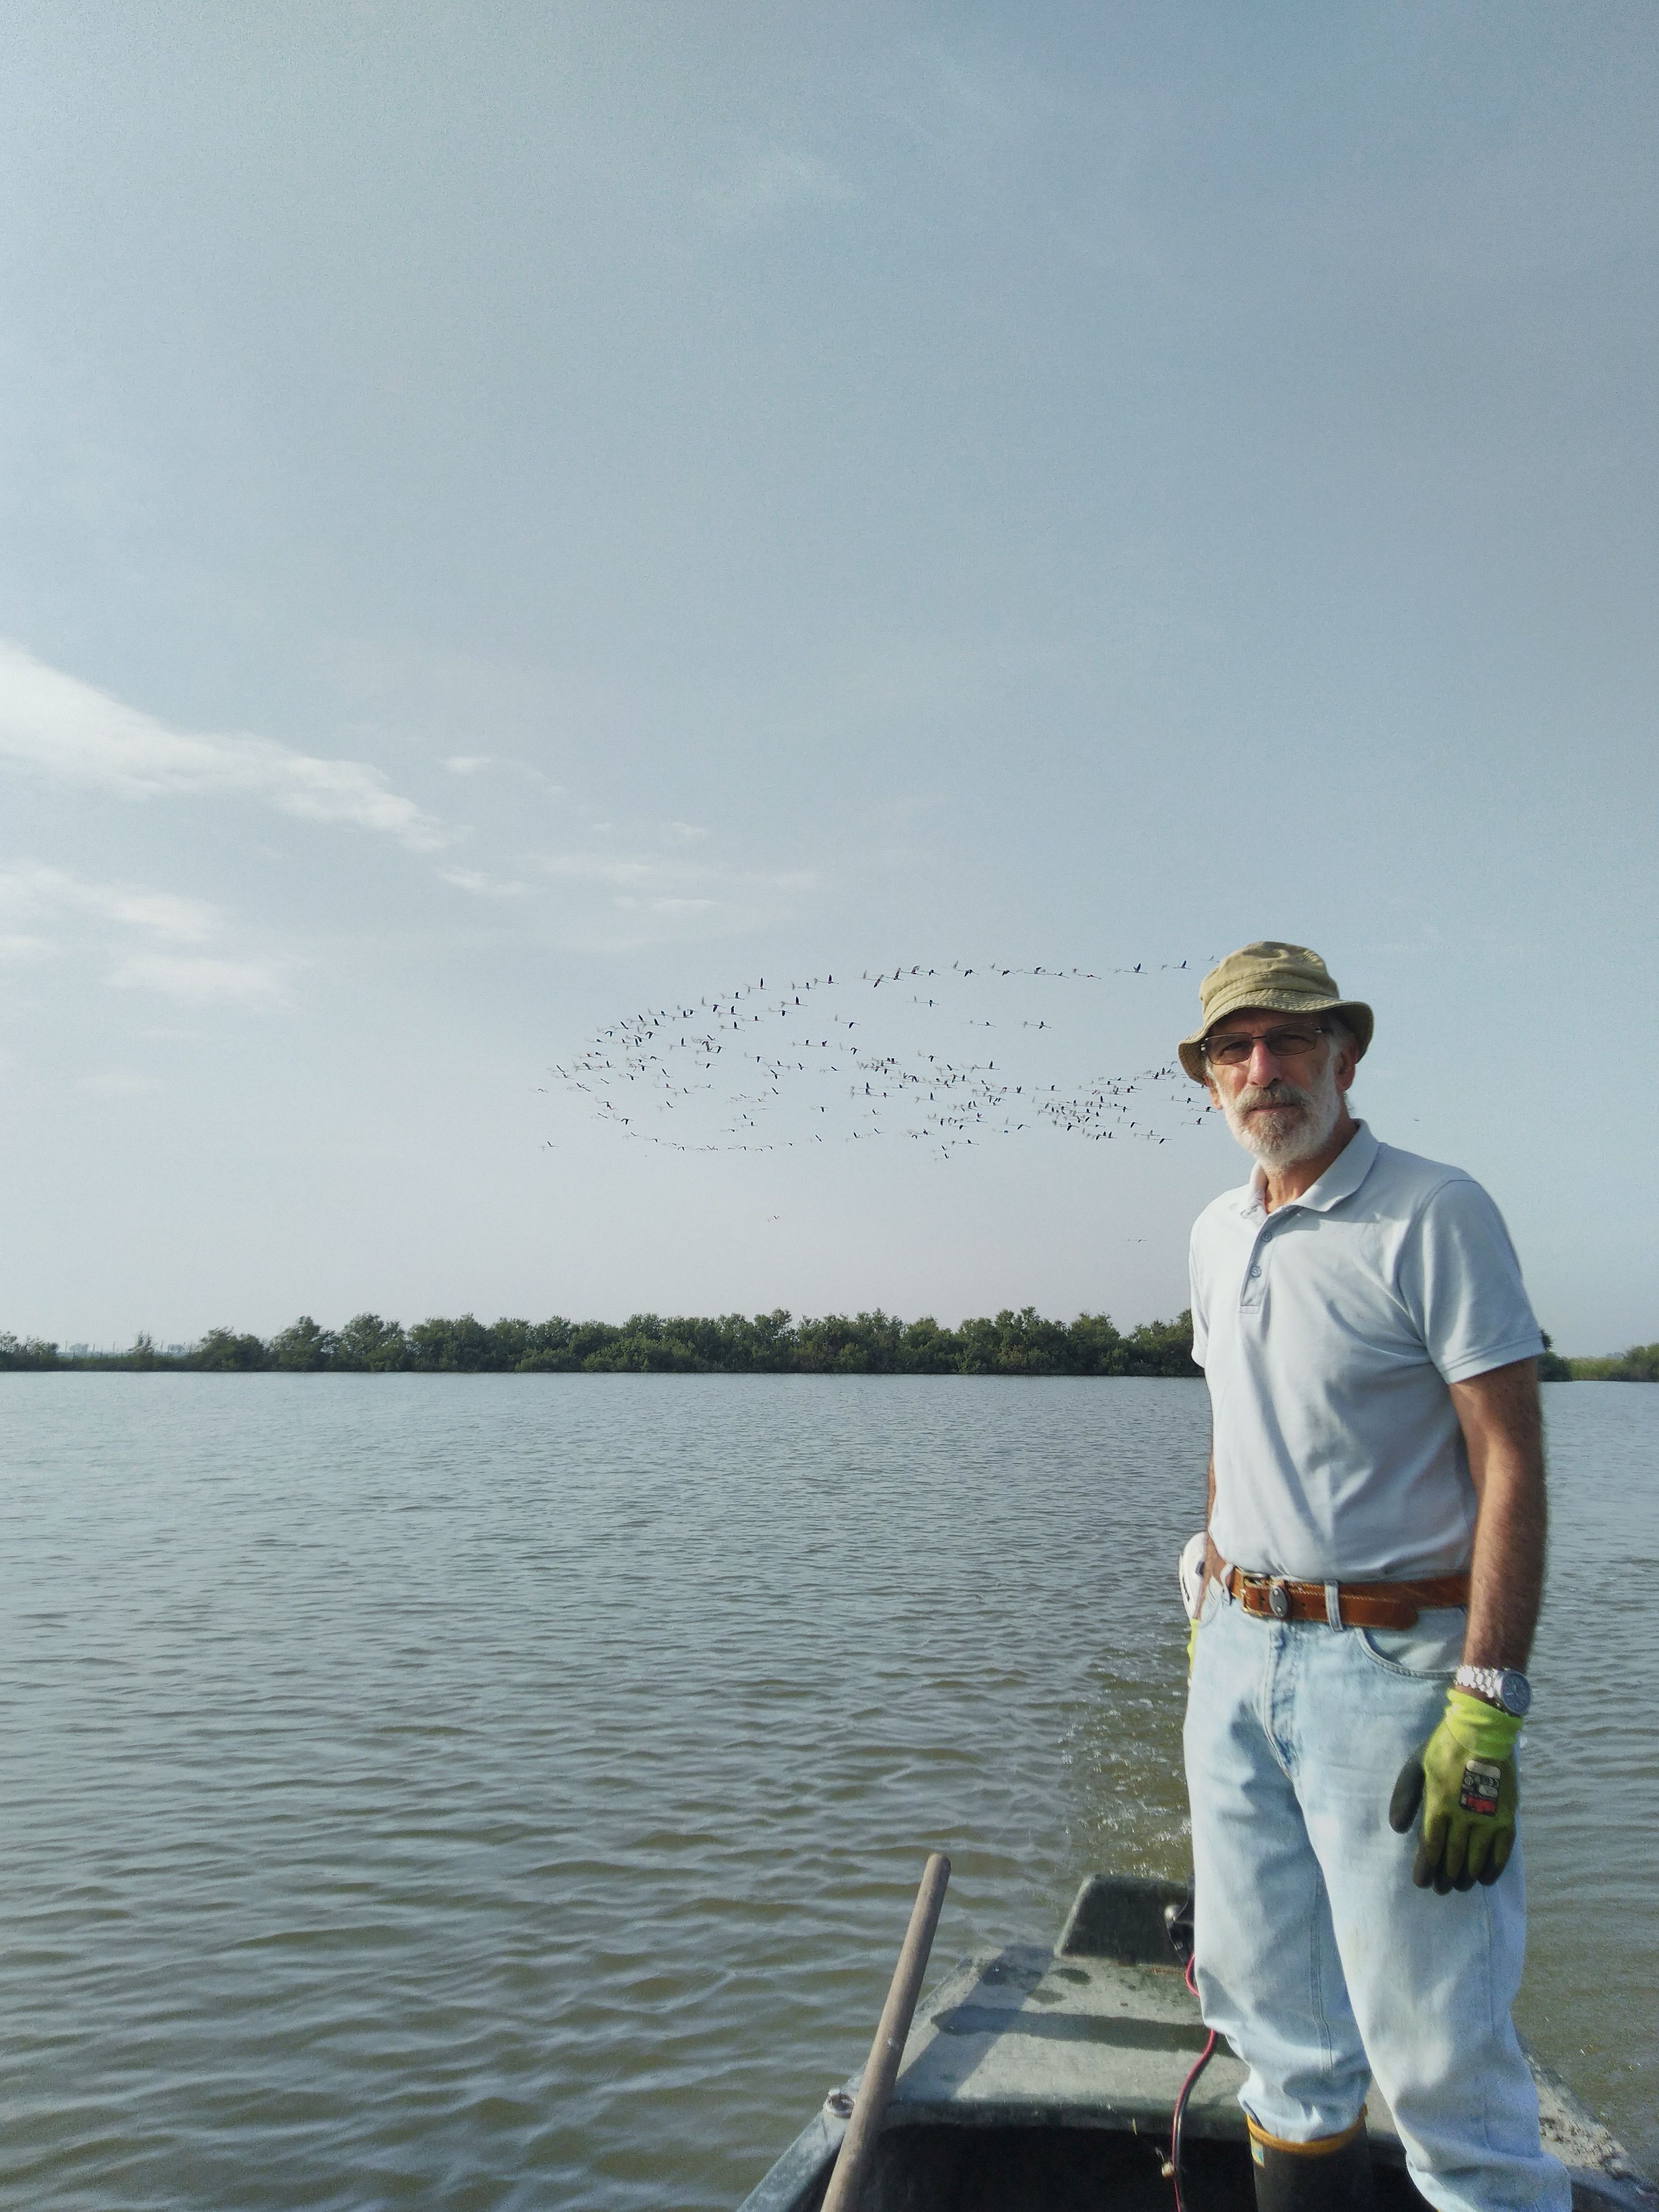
<box><xmin>1499</xmin><ymin>1670</ymin><xmax>1532</xmax><ymax>1717</ymax></box>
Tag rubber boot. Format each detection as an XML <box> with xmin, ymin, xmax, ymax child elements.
<box><xmin>1248</xmin><ymin>2115</ymin><xmax>1373</xmax><ymax>2212</ymax></box>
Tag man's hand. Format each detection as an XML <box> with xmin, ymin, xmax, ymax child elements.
<box><xmin>1388</xmin><ymin>1358</ymin><xmax>1541</xmax><ymax>1893</ymax></box>
<box><xmin>1389</xmin><ymin>1689</ymin><xmax>1521</xmax><ymax>1893</ymax></box>
<box><xmin>1202</xmin><ymin>1531</ymin><xmax>1226</xmax><ymax>1596</ymax></box>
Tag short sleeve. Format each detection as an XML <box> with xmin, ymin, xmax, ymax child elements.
<box><xmin>1397</xmin><ymin>1176</ymin><xmax>1544</xmax><ymax>1384</ymax></box>
<box><xmin>1188</xmin><ymin>1225</ymin><xmax>1209</xmax><ymax>1368</ymax></box>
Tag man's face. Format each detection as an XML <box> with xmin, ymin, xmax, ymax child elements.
<box><xmin>1202</xmin><ymin>1007</ymin><xmax>1357</xmax><ymax>1170</ymax></box>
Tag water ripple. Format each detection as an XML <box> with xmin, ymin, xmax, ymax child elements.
<box><xmin>1</xmin><ymin>1375</ymin><xmax>1653</xmax><ymax>2208</ymax></box>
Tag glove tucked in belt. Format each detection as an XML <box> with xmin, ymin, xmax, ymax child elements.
<box><xmin>1388</xmin><ymin>1688</ymin><xmax>1521</xmax><ymax>1894</ymax></box>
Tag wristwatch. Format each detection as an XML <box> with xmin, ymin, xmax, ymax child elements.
<box><xmin>1455</xmin><ymin>1664</ymin><xmax>1532</xmax><ymax>1716</ymax></box>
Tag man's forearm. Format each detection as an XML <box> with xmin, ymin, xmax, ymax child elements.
<box><xmin>1449</xmin><ymin>1359</ymin><xmax>1546</xmax><ymax>1672</ymax></box>
<box><xmin>1463</xmin><ymin>1459</ymin><xmax>1545</xmax><ymax>1670</ymax></box>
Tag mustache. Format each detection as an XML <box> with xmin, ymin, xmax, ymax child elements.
<box><xmin>1233</xmin><ymin>1079</ymin><xmax>1316</xmax><ymax>1114</ymax></box>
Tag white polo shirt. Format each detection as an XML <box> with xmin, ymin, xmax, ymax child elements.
<box><xmin>1188</xmin><ymin>1122</ymin><xmax>1543</xmax><ymax>1581</ymax></box>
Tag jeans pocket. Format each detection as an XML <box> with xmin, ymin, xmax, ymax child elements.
<box><xmin>1355</xmin><ymin>1605</ymin><xmax>1465</xmax><ymax>1680</ymax></box>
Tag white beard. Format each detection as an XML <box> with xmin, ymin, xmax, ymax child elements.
<box><xmin>1219</xmin><ymin>1052</ymin><xmax>1345</xmax><ymax>1171</ymax></box>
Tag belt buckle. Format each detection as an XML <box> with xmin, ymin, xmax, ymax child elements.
<box><xmin>1268</xmin><ymin>1578</ymin><xmax>1290</xmax><ymax>1620</ymax></box>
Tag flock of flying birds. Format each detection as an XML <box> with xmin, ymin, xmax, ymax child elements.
<box><xmin>550</xmin><ymin>959</ymin><xmax>1219</xmax><ymax>1158</ymax></box>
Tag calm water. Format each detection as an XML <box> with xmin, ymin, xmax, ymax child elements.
<box><xmin>2</xmin><ymin>1378</ymin><xmax>1654</xmax><ymax>2210</ymax></box>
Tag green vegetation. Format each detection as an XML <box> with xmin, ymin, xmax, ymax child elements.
<box><xmin>1537</xmin><ymin>1334</ymin><xmax>1572</xmax><ymax>1383</ymax></box>
<box><xmin>1</xmin><ymin>1316</ymin><xmax>1646</xmax><ymax>1379</ymax></box>
<box><xmin>1563</xmin><ymin>1343</ymin><xmax>1659</xmax><ymax>1382</ymax></box>
<box><xmin>2</xmin><ymin>1307</ymin><xmax>1203</xmax><ymax>1376</ymax></box>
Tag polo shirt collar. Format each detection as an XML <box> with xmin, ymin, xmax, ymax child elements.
<box><xmin>1236</xmin><ymin>1120</ymin><xmax>1380</xmax><ymax>1218</ymax></box>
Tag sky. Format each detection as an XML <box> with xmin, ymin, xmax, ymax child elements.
<box><xmin>1</xmin><ymin>3</ymin><xmax>1656</xmax><ymax>1352</ymax></box>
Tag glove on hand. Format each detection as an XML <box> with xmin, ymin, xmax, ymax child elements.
<box><xmin>1388</xmin><ymin>1688</ymin><xmax>1521</xmax><ymax>1895</ymax></box>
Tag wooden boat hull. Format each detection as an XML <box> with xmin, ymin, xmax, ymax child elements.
<box><xmin>737</xmin><ymin>1875</ymin><xmax>1656</xmax><ymax>2212</ymax></box>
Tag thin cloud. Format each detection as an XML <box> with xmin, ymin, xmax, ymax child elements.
<box><xmin>541</xmin><ymin>853</ymin><xmax>680</xmax><ymax>890</ymax></box>
<box><xmin>0</xmin><ymin>862</ymin><xmax>290</xmax><ymax>1010</ymax></box>
<box><xmin>106</xmin><ymin>953</ymin><xmax>291</xmax><ymax>1007</ymax></box>
<box><xmin>0</xmin><ymin>861</ymin><xmax>217</xmax><ymax>943</ymax></box>
<box><xmin>77</xmin><ymin>1069</ymin><xmax>163</xmax><ymax>1096</ymax></box>
<box><xmin>440</xmin><ymin>867</ymin><xmax>534</xmax><ymax>898</ymax></box>
<box><xmin>539</xmin><ymin>844</ymin><xmax>816</xmax><ymax>950</ymax></box>
<box><xmin>540</xmin><ymin>851</ymin><xmax>813</xmax><ymax>896</ymax></box>
<box><xmin>0</xmin><ymin>640</ymin><xmax>449</xmax><ymax>851</ymax></box>
<box><xmin>703</xmin><ymin>148</ymin><xmax>854</xmax><ymax>231</ymax></box>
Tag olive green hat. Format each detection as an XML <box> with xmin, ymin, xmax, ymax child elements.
<box><xmin>1178</xmin><ymin>941</ymin><xmax>1373</xmax><ymax>1083</ymax></box>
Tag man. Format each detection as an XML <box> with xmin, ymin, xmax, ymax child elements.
<box><xmin>1180</xmin><ymin>941</ymin><xmax>1565</xmax><ymax>2212</ymax></box>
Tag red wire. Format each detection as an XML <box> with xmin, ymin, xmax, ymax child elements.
<box><xmin>1169</xmin><ymin>1954</ymin><xmax>1218</xmax><ymax>2212</ymax></box>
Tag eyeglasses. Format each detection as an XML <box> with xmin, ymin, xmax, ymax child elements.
<box><xmin>1203</xmin><ymin>1023</ymin><xmax>1330</xmax><ymax>1066</ymax></box>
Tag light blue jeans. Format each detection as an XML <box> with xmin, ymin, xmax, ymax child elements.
<box><xmin>1184</xmin><ymin>1580</ymin><xmax>1569</xmax><ymax>2212</ymax></box>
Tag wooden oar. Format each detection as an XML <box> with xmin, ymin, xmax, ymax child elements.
<box><xmin>820</xmin><ymin>1851</ymin><xmax>952</xmax><ymax>2212</ymax></box>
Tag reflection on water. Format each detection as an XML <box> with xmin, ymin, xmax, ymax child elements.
<box><xmin>1</xmin><ymin>1377</ymin><xmax>1652</xmax><ymax>2209</ymax></box>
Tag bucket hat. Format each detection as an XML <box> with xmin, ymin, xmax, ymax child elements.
<box><xmin>1178</xmin><ymin>941</ymin><xmax>1372</xmax><ymax>1083</ymax></box>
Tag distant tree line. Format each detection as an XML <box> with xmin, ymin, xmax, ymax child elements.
<box><xmin>2</xmin><ymin>1307</ymin><xmax>1202</xmax><ymax>1376</ymax></box>
<box><xmin>1557</xmin><ymin>1342</ymin><xmax>1659</xmax><ymax>1382</ymax></box>
<box><xmin>1530</xmin><ymin>1334</ymin><xmax>1659</xmax><ymax>1381</ymax></box>
<box><xmin>0</xmin><ymin>1317</ymin><xmax>1646</xmax><ymax>1379</ymax></box>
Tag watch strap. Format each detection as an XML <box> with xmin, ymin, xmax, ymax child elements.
<box><xmin>1455</xmin><ymin>1663</ymin><xmax>1530</xmax><ymax>1715</ymax></box>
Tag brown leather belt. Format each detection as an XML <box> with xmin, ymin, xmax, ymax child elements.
<box><xmin>1225</xmin><ymin>1567</ymin><xmax>1469</xmax><ymax>1630</ymax></box>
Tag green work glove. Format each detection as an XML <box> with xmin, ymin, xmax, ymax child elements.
<box><xmin>1388</xmin><ymin>1688</ymin><xmax>1521</xmax><ymax>1895</ymax></box>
